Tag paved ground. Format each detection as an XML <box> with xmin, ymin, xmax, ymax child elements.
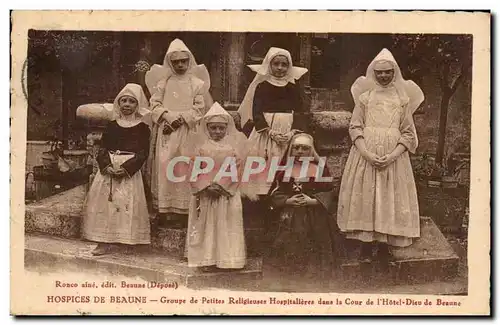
<box><xmin>23</xmin><ymin>184</ymin><xmax>468</xmax><ymax>296</ymax></box>
<box><xmin>25</xmin><ymin>232</ymin><xmax>468</xmax><ymax>295</ymax></box>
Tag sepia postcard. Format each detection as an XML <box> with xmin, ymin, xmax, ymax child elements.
<box><xmin>10</xmin><ymin>10</ymin><xmax>490</xmax><ymax>315</ymax></box>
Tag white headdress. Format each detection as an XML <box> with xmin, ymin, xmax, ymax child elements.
<box><xmin>144</xmin><ymin>38</ymin><xmax>211</xmax><ymax>99</ymax></box>
<box><xmin>237</xmin><ymin>47</ymin><xmax>308</xmax><ymax>128</ymax></box>
<box><xmin>351</xmin><ymin>48</ymin><xmax>424</xmax><ymax>114</ymax></box>
<box><xmin>76</xmin><ymin>83</ymin><xmax>151</xmax><ymax>127</ymax></box>
<box><xmin>200</xmin><ymin>102</ymin><xmax>235</xmax><ymax>138</ymax></box>
<box><xmin>284</xmin><ymin>133</ymin><xmax>320</xmax><ymax>162</ymax></box>
<box><xmin>184</xmin><ymin>102</ymin><xmax>248</xmax><ymax>157</ymax></box>
<box><xmin>267</xmin><ymin>132</ymin><xmax>323</xmax><ymax>196</ymax></box>
<box><xmin>112</xmin><ymin>83</ymin><xmax>152</xmax><ymax>127</ymax></box>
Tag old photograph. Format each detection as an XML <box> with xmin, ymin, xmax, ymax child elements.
<box><xmin>10</xmin><ymin>10</ymin><xmax>490</xmax><ymax>315</ymax></box>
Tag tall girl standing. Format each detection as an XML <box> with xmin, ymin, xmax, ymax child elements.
<box><xmin>337</xmin><ymin>48</ymin><xmax>425</xmax><ymax>263</ymax></box>
<box><xmin>238</xmin><ymin>47</ymin><xmax>309</xmax><ymax>198</ymax></box>
<box><xmin>145</xmin><ymin>38</ymin><xmax>211</xmax><ymax>228</ymax></box>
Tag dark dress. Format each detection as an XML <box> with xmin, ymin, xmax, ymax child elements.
<box><xmin>269</xmin><ymin>164</ymin><xmax>338</xmax><ymax>279</ymax></box>
<box><xmin>252</xmin><ymin>81</ymin><xmax>309</xmax><ymax>133</ymax></box>
<box><xmin>97</xmin><ymin>121</ymin><xmax>151</xmax><ymax>177</ymax></box>
<box><xmin>83</xmin><ymin>120</ymin><xmax>152</xmax><ymax>245</ymax></box>
<box><xmin>244</xmin><ymin>81</ymin><xmax>310</xmax><ymax>196</ymax></box>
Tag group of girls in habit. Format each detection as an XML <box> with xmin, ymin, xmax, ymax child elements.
<box><xmin>83</xmin><ymin>38</ymin><xmax>424</xmax><ymax>280</ymax></box>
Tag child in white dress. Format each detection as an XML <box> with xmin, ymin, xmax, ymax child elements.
<box><xmin>337</xmin><ymin>48</ymin><xmax>425</xmax><ymax>263</ymax></box>
<box><xmin>145</xmin><ymin>38</ymin><xmax>211</xmax><ymax>228</ymax></box>
<box><xmin>83</xmin><ymin>84</ymin><xmax>151</xmax><ymax>256</ymax></box>
<box><xmin>185</xmin><ymin>102</ymin><xmax>247</xmax><ymax>270</ymax></box>
<box><xmin>238</xmin><ymin>47</ymin><xmax>309</xmax><ymax>197</ymax></box>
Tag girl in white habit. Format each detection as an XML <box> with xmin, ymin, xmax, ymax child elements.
<box><xmin>145</xmin><ymin>38</ymin><xmax>212</xmax><ymax>228</ymax></box>
<box><xmin>185</xmin><ymin>102</ymin><xmax>247</xmax><ymax>271</ymax></box>
<box><xmin>337</xmin><ymin>48</ymin><xmax>425</xmax><ymax>263</ymax></box>
<box><xmin>237</xmin><ymin>47</ymin><xmax>309</xmax><ymax>198</ymax></box>
<box><xmin>83</xmin><ymin>83</ymin><xmax>151</xmax><ymax>256</ymax></box>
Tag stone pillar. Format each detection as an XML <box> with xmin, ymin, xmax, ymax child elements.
<box><xmin>111</xmin><ymin>33</ymin><xmax>123</xmax><ymax>95</ymax></box>
<box><xmin>298</xmin><ymin>34</ymin><xmax>312</xmax><ymax>112</ymax></box>
<box><xmin>298</xmin><ymin>34</ymin><xmax>312</xmax><ymax>86</ymax></box>
<box><xmin>136</xmin><ymin>36</ymin><xmax>153</xmax><ymax>98</ymax></box>
<box><xmin>209</xmin><ymin>33</ymin><xmax>224</xmax><ymax>104</ymax></box>
<box><xmin>224</xmin><ymin>33</ymin><xmax>246</xmax><ymax>110</ymax></box>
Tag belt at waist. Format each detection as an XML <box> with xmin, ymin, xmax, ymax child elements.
<box><xmin>109</xmin><ymin>150</ymin><xmax>135</xmax><ymax>155</ymax></box>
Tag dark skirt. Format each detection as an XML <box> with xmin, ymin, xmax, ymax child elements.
<box><xmin>271</xmin><ymin>206</ymin><xmax>337</xmax><ymax>279</ymax></box>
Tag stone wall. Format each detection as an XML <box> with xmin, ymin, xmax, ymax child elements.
<box><xmin>307</xmin><ymin>111</ymin><xmax>352</xmax><ymax>182</ymax></box>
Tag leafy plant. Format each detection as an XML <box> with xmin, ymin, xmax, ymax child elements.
<box><xmin>414</xmin><ymin>153</ymin><xmax>446</xmax><ymax>180</ymax></box>
<box><xmin>414</xmin><ymin>151</ymin><xmax>468</xmax><ymax>184</ymax></box>
<box><xmin>67</xmin><ymin>136</ymin><xmax>87</xmax><ymax>150</ymax></box>
<box><xmin>392</xmin><ymin>34</ymin><xmax>472</xmax><ymax>164</ymax></box>
<box><xmin>29</xmin><ymin>30</ymin><xmax>120</xmax><ymax>72</ymax></box>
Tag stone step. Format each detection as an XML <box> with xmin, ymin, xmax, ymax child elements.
<box><xmin>149</xmin><ymin>217</ymin><xmax>460</xmax><ymax>285</ymax></box>
<box><xmin>153</xmin><ymin>227</ymin><xmax>268</xmax><ymax>258</ymax></box>
<box><xmin>25</xmin><ymin>232</ymin><xmax>466</xmax><ymax>294</ymax></box>
<box><xmin>25</xmin><ymin>184</ymin><xmax>87</xmax><ymax>239</ymax></box>
<box><xmin>227</xmin><ymin>110</ymin><xmax>352</xmax><ymax>133</ymax></box>
<box><xmin>25</xmin><ymin>185</ymin><xmax>269</xmax><ymax>257</ymax></box>
<box><xmin>25</xmin><ymin>186</ymin><xmax>462</xmax><ymax>290</ymax></box>
<box><xmin>25</xmin><ymin>233</ymin><xmax>263</xmax><ymax>290</ymax></box>
<box><xmin>337</xmin><ymin>217</ymin><xmax>461</xmax><ymax>285</ymax></box>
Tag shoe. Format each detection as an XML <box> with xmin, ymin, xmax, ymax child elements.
<box><xmin>91</xmin><ymin>244</ymin><xmax>111</xmax><ymax>256</ymax></box>
<box><xmin>199</xmin><ymin>266</ymin><xmax>215</xmax><ymax>273</ymax></box>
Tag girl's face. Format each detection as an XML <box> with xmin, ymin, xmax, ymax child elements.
<box><xmin>118</xmin><ymin>95</ymin><xmax>138</xmax><ymax>116</ymax></box>
<box><xmin>207</xmin><ymin>122</ymin><xmax>228</xmax><ymax>142</ymax></box>
<box><xmin>290</xmin><ymin>144</ymin><xmax>312</xmax><ymax>159</ymax></box>
<box><xmin>270</xmin><ymin>55</ymin><xmax>289</xmax><ymax>78</ymax></box>
<box><xmin>374</xmin><ymin>69</ymin><xmax>395</xmax><ymax>86</ymax></box>
<box><xmin>170</xmin><ymin>51</ymin><xmax>190</xmax><ymax>75</ymax></box>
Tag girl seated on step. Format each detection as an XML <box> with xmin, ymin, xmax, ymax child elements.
<box><xmin>268</xmin><ymin>133</ymin><xmax>339</xmax><ymax>282</ymax></box>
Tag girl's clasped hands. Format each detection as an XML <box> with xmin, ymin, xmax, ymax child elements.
<box><xmin>204</xmin><ymin>182</ymin><xmax>231</xmax><ymax>199</ymax></box>
<box><xmin>269</xmin><ymin>129</ymin><xmax>297</xmax><ymax>145</ymax></box>
<box><xmin>364</xmin><ymin>152</ymin><xmax>398</xmax><ymax>170</ymax></box>
<box><xmin>102</xmin><ymin>166</ymin><xmax>128</xmax><ymax>179</ymax></box>
<box><xmin>285</xmin><ymin>193</ymin><xmax>318</xmax><ymax>207</ymax></box>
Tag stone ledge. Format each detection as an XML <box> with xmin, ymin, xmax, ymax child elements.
<box><xmin>226</xmin><ymin>111</ymin><xmax>352</xmax><ymax>133</ymax></box>
<box><xmin>25</xmin><ymin>231</ymin><xmax>466</xmax><ymax>294</ymax></box>
<box><xmin>25</xmin><ymin>187</ymin><xmax>460</xmax><ymax>286</ymax></box>
<box><xmin>25</xmin><ymin>180</ymin><xmax>462</xmax><ymax>289</ymax></box>
<box><xmin>153</xmin><ymin>227</ymin><xmax>267</xmax><ymax>258</ymax></box>
<box><xmin>78</xmin><ymin>109</ymin><xmax>352</xmax><ymax>134</ymax></box>
<box><xmin>25</xmin><ymin>233</ymin><xmax>263</xmax><ymax>290</ymax></box>
<box><xmin>310</xmin><ymin>111</ymin><xmax>352</xmax><ymax>132</ymax></box>
<box><xmin>339</xmin><ymin>217</ymin><xmax>461</xmax><ymax>285</ymax></box>
<box><xmin>25</xmin><ymin>185</ymin><xmax>87</xmax><ymax>238</ymax></box>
